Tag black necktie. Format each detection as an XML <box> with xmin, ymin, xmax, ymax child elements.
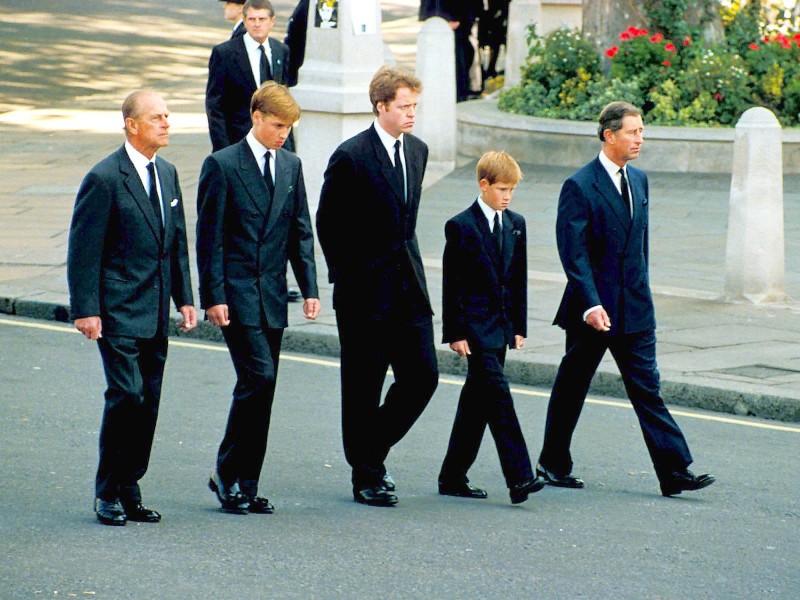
<box><xmin>493</xmin><ymin>212</ymin><xmax>503</xmax><ymax>252</ymax></box>
<box><xmin>259</xmin><ymin>44</ymin><xmax>272</xmax><ymax>85</ymax></box>
<box><xmin>146</xmin><ymin>162</ymin><xmax>163</xmax><ymax>235</ymax></box>
<box><xmin>393</xmin><ymin>140</ymin><xmax>406</xmax><ymax>202</ymax></box>
<box><xmin>619</xmin><ymin>168</ymin><xmax>631</xmax><ymax>216</ymax></box>
<box><xmin>264</xmin><ymin>151</ymin><xmax>275</xmax><ymax>198</ymax></box>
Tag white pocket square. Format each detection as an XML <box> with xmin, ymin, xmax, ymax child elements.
<box><xmin>170</xmin><ymin>198</ymin><xmax>179</xmax><ymax>207</ymax></box>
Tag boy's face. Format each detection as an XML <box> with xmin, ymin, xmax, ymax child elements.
<box><xmin>479</xmin><ymin>179</ymin><xmax>516</xmax><ymax>211</ymax></box>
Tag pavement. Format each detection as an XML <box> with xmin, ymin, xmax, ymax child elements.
<box><xmin>2</xmin><ymin>0</ymin><xmax>800</xmax><ymax>423</ymax></box>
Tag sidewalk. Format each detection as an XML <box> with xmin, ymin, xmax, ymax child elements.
<box><xmin>1</xmin><ymin>0</ymin><xmax>799</xmax><ymax>423</ymax></box>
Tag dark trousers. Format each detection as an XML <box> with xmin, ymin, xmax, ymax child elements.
<box><xmin>539</xmin><ymin>327</ymin><xmax>693</xmax><ymax>478</ymax></box>
<box><xmin>336</xmin><ymin>313</ymin><xmax>438</xmax><ymax>489</ymax></box>
<box><xmin>217</xmin><ymin>321</ymin><xmax>284</xmax><ymax>497</ymax></box>
<box><xmin>455</xmin><ymin>26</ymin><xmax>475</xmax><ymax>101</ymax></box>
<box><xmin>96</xmin><ymin>334</ymin><xmax>168</xmax><ymax>503</ymax></box>
<box><xmin>440</xmin><ymin>347</ymin><xmax>533</xmax><ymax>488</ymax></box>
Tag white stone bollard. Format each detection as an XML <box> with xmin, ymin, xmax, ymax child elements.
<box><xmin>415</xmin><ymin>17</ymin><xmax>456</xmax><ymax>173</ymax></box>
<box><xmin>505</xmin><ymin>0</ymin><xmax>540</xmax><ymax>89</ymax></box>
<box><xmin>724</xmin><ymin>107</ymin><xmax>788</xmax><ymax>303</ymax></box>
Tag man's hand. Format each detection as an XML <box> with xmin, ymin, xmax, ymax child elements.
<box><xmin>206</xmin><ymin>304</ymin><xmax>230</xmax><ymax>327</ymax></box>
<box><xmin>586</xmin><ymin>307</ymin><xmax>611</xmax><ymax>332</ymax></box>
<box><xmin>178</xmin><ymin>305</ymin><xmax>198</xmax><ymax>332</ymax></box>
<box><xmin>74</xmin><ymin>316</ymin><xmax>102</xmax><ymax>340</ymax></box>
<box><xmin>450</xmin><ymin>339</ymin><xmax>471</xmax><ymax>357</ymax></box>
<box><xmin>303</xmin><ymin>298</ymin><xmax>320</xmax><ymax>320</ymax></box>
<box><xmin>513</xmin><ymin>335</ymin><xmax>525</xmax><ymax>350</ymax></box>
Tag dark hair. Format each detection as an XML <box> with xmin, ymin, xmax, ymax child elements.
<box><xmin>243</xmin><ymin>0</ymin><xmax>274</xmax><ymax>17</ymax></box>
<box><xmin>368</xmin><ymin>66</ymin><xmax>422</xmax><ymax>116</ymax></box>
<box><xmin>250</xmin><ymin>81</ymin><xmax>300</xmax><ymax>122</ymax></box>
<box><xmin>597</xmin><ymin>101</ymin><xmax>642</xmax><ymax>141</ymax></box>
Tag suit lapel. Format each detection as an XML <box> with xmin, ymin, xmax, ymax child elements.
<box><xmin>155</xmin><ymin>157</ymin><xmax>173</xmax><ymax>250</ymax></box>
<box><xmin>591</xmin><ymin>157</ymin><xmax>631</xmax><ymax>231</ymax></box>
<box><xmin>268</xmin><ymin>38</ymin><xmax>283</xmax><ymax>84</ymax></box>
<box><xmin>233</xmin><ymin>35</ymin><xmax>257</xmax><ymax>91</ymax></box>
<box><xmin>500</xmin><ymin>211</ymin><xmax>515</xmax><ymax>276</ymax></box>
<box><xmin>234</xmin><ymin>140</ymin><xmax>270</xmax><ymax>216</ymax></box>
<box><xmin>469</xmin><ymin>201</ymin><xmax>502</xmax><ymax>280</ymax></box>
<box><xmin>369</xmin><ymin>126</ymin><xmax>405</xmax><ymax>204</ymax></box>
<box><xmin>263</xmin><ymin>149</ymin><xmax>291</xmax><ymax>238</ymax></box>
<box><xmin>118</xmin><ymin>148</ymin><xmax>162</xmax><ymax>244</ymax></box>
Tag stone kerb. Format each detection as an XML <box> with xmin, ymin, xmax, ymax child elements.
<box><xmin>457</xmin><ymin>99</ymin><xmax>800</xmax><ymax>174</ymax></box>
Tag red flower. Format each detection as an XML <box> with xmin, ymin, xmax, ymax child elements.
<box><xmin>664</xmin><ymin>42</ymin><xmax>676</xmax><ymax>52</ymax></box>
<box><xmin>650</xmin><ymin>33</ymin><xmax>664</xmax><ymax>43</ymax></box>
<box><xmin>763</xmin><ymin>36</ymin><xmax>770</xmax><ymax>43</ymax></box>
<box><xmin>793</xmin><ymin>33</ymin><xmax>800</xmax><ymax>41</ymax></box>
<box><xmin>662</xmin><ymin>60</ymin><xmax>671</xmax><ymax>67</ymax></box>
<box><xmin>780</xmin><ymin>38</ymin><xmax>792</xmax><ymax>49</ymax></box>
<box><xmin>605</xmin><ymin>46</ymin><xmax>619</xmax><ymax>58</ymax></box>
<box><xmin>620</xmin><ymin>31</ymin><xmax>631</xmax><ymax>41</ymax></box>
<box><xmin>683</xmin><ymin>35</ymin><xmax>692</xmax><ymax>47</ymax></box>
<box><xmin>714</xmin><ymin>93</ymin><xmax>723</xmax><ymax>101</ymax></box>
<box><xmin>749</xmin><ymin>42</ymin><xmax>760</xmax><ymax>51</ymax></box>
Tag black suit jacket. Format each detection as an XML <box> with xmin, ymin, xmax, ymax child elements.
<box><xmin>442</xmin><ymin>201</ymin><xmax>527</xmax><ymax>350</ymax></box>
<box><xmin>419</xmin><ymin>0</ymin><xmax>481</xmax><ymax>22</ymax></box>
<box><xmin>206</xmin><ymin>35</ymin><xmax>291</xmax><ymax>152</ymax></box>
<box><xmin>284</xmin><ymin>0</ymin><xmax>309</xmax><ymax>87</ymax></box>
<box><xmin>316</xmin><ymin>125</ymin><xmax>432</xmax><ymax>318</ymax></box>
<box><xmin>196</xmin><ymin>139</ymin><xmax>318</xmax><ymax>328</ymax></box>
<box><xmin>67</xmin><ymin>146</ymin><xmax>194</xmax><ymax>338</ymax></box>
<box><xmin>553</xmin><ymin>156</ymin><xmax>655</xmax><ymax>335</ymax></box>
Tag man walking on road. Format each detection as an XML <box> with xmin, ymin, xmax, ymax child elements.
<box><xmin>537</xmin><ymin>101</ymin><xmax>716</xmax><ymax>498</ymax></box>
<box><xmin>67</xmin><ymin>90</ymin><xmax>197</xmax><ymax>526</ymax></box>
<box><xmin>316</xmin><ymin>66</ymin><xmax>439</xmax><ymax>507</ymax></box>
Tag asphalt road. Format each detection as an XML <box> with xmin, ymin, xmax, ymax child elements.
<box><xmin>1</xmin><ymin>314</ymin><xmax>798</xmax><ymax>599</ymax></box>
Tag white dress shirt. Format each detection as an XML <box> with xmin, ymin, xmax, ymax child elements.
<box><xmin>243</xmin><ymin>33</ymin><xmax>273</xmax><ymax>86</ymax></box>
<box><xmin>125</xmin><ymin>141</ymin><xmax>163</xmax><ymax>224</ymax></box>
<box><xmin>246</xmin><ymin>131</ymin><xmax>275</xmax><ymax>184</ymax></box>
<box><xmin>373</xmin><ymin>119</ymin><xmax>406</xmax><ymax>172</ymax></box>
<box><xmin>476</xmin><ymin>196</ymin><xmax>502</xmax><ymax>232</ymax></box>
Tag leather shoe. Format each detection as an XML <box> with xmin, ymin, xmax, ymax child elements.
<box><xmin>438</xmin><ymin>480</ymin><xmax>488</xmax><ymax>499</ymax></box>
<box><xmin>510</xmin><ymin>476</ymin><xmax>546</xmax><ymax>504</ymax></box>
<box><xmin>660</xmin><ymin>469</ymin><xmax>716</xmax><ymax>497</ymax></box>
<box><xmin>536</xmin><ymin>463</ymin><xmax>585</xmax><ymax>489</ymax></box>
<box><xmin>381</xmin><ymin>473</ymin><xmax>396</xmax><ymax>492</ymax></box>
<box><xmin>95</xmin><ymin>498</ymin><xmax>126</xmax><ymax>526</ymax></box>
<box><xmin>122</xmin><ymin>502</ymin><xmax>161</xmax><ymax>523</ymax></box>
<box><xmin>287</xmin><ymin>288</ymin><xmax>303</xmax><ymax>303</ymax></box>
<box><xmin>246</xmin><ymin>496</ymin><xmax>275</xmax><ymax>514</ymax></box>
<box><xmin>208</xmin><ymin>471</ymin><xmax>250</xmax><ymax>514</ymax></box>
<box><xmin>353</xmin><ymin>485</ymin><xmax>398</xmax><ymax>507</ymax></box>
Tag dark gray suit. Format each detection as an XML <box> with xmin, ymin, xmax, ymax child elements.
<box><xmin>67</xmin><ymin>145</ymin><xmax>194</xmax><ymax>504</ymax></box>
<box><xmin>539</xmin><ymin>156</ymin><xmax>693</xmax><ymax>479</ymax></box>
<box><xmin>206</xmin><ymin>35</ymin><xmax>291</xmax><ymax>152</ymax></box>
<box><xmin>196</xmin><ymin>138</ymin><xmax>317</xmax><ymax>497</ymax></box>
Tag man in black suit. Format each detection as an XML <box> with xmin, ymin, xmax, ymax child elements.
<box><xmin>197</xmin><ymin>81</ymin><xmax>319</xmax><ymax>515</ymax></box>
<box><xmin>439</xmin><ymin>151</ymin><xmax>545</xmax><ymax>505</ymax></box>
<box><xmin>67</xmin><ymin>90</ymin><xmax>197</xmax><ymax>526</ymax></box>
<box><xmin>206</xmin><ymin>0</ymin><xmax>293</xmax><ymax>153</ymax></box>
<box><xmin>418</xmin><ymin>0</ymin><xmax>482</xmax><ymax>101</ymax></box>
<box><xmin>218</xmin><ymin>0</ymin><xmax>246</xmax><ymax>38</ymax></box>
<box><xmin>537</xmin><ymin>101</ymin><xmax>716</xmax><ymax>498</ymax></box>
<box><xmin>283</xmin><ymin>0</ymin><xmax>309</xmax><ymax>87</ymax></box>
<box><xmin>317</xmin><ymin>66</ymin><xmax>439</xmax><ymax>507</ymax></box>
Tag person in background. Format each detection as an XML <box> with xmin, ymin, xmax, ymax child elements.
<box><xmin>218</xmin><ymin>0</ymin><xmax>246</xmax><ymax>38</ymax></box>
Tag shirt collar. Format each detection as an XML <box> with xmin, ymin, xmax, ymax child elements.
<box><xmin>244</xmin><ymin>33</ymin><xmax>269</xmax><ymax>54</ymax></box>
<box><xmin>476</xmin><ymin>196</ymin><xmax>501</xmax><ymax>224</ymax></box>
<box><xmin>599</xmin><ymin>149</ymin><xmax>625</xmax><ymax>180</ymax></box>
<box><xmin>373</xmin><ymin>119</ymin><xmax>403</xmax><ymax>156</ymax></box>
<box><xmin>124</xmin><ymin>140</ymin><xmax>156</xmax><ymax>169</ymax></box>
<box><xmin>246</xmin><ymin>131</ymin><xmax>273</xmax><ymax>162</ymax></box>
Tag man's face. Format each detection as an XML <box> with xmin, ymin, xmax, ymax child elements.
<box><xmin>223</xmin><ymin>2</ymin><xmax>243</xmax><ymax>23</ymax></box>
<box><xmin>252</xmin><ymin>110</ymin><xmax>293</xmax><ymax>150</ymax></box>
<box><xmin>376</xmin><ymin>87</ymin><xmax>419</xmax><ymax>138</ymax></box>
<box><xmin>244</xmin><ymin>7</ymin><xmax>275</xmax><ymax>44</ymax></box>
<box><xmin>604</xmin><ymin>114</ymin><xmax>644</xmax><ymax>165</ymax></box>
<box><xmin>126</xmin><ymin>93</ymin><xmax>170</xmax><ymax>158</ymax></box>
<box><xmin>479</xmin><ymin>179</ymin><xmax>516</xmax><ymax>212</ymax></box>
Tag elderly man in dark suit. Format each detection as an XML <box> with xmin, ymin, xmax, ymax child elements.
<box><xmin>537</xmin><ymin>101</ymin><xmax>716</xmax><ymax>498</ymax></box>
<box><xmin>67</xmin><ymin>90</ymin><xmax>197</xmax><ymax>526</ymax></box>
<box><xmin>197</xmin><ymin>81</ymin><xmax>319</xmax><ymax>515</ymax></box>
<box><xmin>206</xmin><ymin>0</ymin><xmax>292</xmax><ymax>153</ymax></box>
<box><xmin>316</xmin><ymin>66</ymin><xmax>439</xmax><ymax>507</ymax></box>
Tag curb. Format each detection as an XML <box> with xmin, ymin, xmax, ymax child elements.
<box><xmin>2</xmin><ymin>295</ymin><xmax>799</xmax><ymax>424</ymax></box>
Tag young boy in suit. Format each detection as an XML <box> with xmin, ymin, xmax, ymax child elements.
<box><xmin>437</xmin><ymin>151</ymin><xmax>545</xmax><ymax>505</ymax></box>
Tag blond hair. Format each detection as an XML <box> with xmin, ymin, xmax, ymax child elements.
<box><xmin>476</xmin><ymin>151</ymin><xmax>522</xmax><ymax>185</ymax></box>
<box><xmin>250</xmin><ymin>81</ymin><xmax>300</xmax><ymax>123</ymax></box>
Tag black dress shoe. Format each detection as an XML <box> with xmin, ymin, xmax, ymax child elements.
<box><xmin>536</xmin><ymin>463</ymin><xmax>585</xmax><ymax>489</ymax></box>
<box><xmin>287</xmin><ymin>288</ymin><xmax>303</xmax><ymax>303</ymax></box>
<box><xmin>382</xmin><ymin>473</ymin><xmax>396</xmax><ymax>492</ymax></box>
<box><xmin>438</xmin><ymin>480</ymin><xmax>488</xmax><ymax>499</ymax></box>
<box><xmin>510</xmin><ymin>476</ymin><xmax>546</xmax><ymax>504</ymax></box>
<box><xmin>208</xmin><ymin>471</ymin><xmax>250</xmax><ymax>514</ymax></box>
<box><xmin>353</xmin><ymin>486</ymin><xmax>398</xmax><ymax>507</ymax></box>
<box><xmin>122</xmin><ymin>502</ymin><xmax>161</xmax><ymax>523</ymax></box>
<box><xmin>246</xmin><ymin>496</ymin><xmax>275</xmax><ymax>514</ymax></box>
<box><xmin>95</xmin><ymin>498</ymin><xmax>126</xmax><ymax>526</ymax></box>
<box><xmin>660</xmin><ymin>469</ymin><xmax>716</xmax><ymax>497</ymax></box>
